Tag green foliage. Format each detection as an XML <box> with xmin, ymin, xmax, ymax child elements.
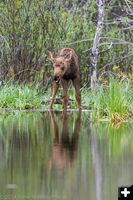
<box><xmin>0</xmin><ymin>83</ymin><xmax>43</xmax><ymax>110</ymax></box>
<box><xmin>0</xmin><ymin>0</ymin><xmax>132</xmax><ymax>85</ymax></box>
<box><xmin>105</xmin><ymin>76</ymin><xmax>132</xmax><ymax>119</ymax></box>
<box><xmin>81</xmin><ymin>76</ymin><xmax>133</xmax><ymax>121</ymax></box>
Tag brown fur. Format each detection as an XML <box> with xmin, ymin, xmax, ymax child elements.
<box><xmin>46</xmin><ymin>48</ymin><xmax>81</xmax><ymax>110</ymax></box>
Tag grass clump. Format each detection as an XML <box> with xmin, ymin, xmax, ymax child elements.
<box><xmin>0</xmin><ymin>83</ymin><xmax>43</xmax><ymax>110</ymax></box>
<box><xmin>105</xmin><ymin>77</ymin><xmax>132</xmax><ymax>121</ymax></box>
<box><xmin>81</xmin><ymin>76</ymin><xmax>133</xmax><ymax>121</ymax></box>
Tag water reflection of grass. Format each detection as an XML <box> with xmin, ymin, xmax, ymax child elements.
<box><xmin>90</xmin><ymin>122</ymin><xmax>133</xmax><ymax>158</ymax></box>
<box><xmin>0</xmin><ymin>111</ymin><xmax>132</xmax><ymax>159</ymax></box>
<box><xmin>0</xmin><ymin>111</ymin><xmax>132</xmax><ymax>199</ymax></box>
<box><xmin>0</xmin><ymin>112</ymin><xmax>52</xmax><ymax>160</ymax></box>
<box><xmin>0</xmin><ymin>111</ymin><xmax>82</xmax><ymax>199</ymax></box>
<box><xmin>0</xmin><ymin>111</ymin><xmax>53</xmax><ymax>197</ymax></box>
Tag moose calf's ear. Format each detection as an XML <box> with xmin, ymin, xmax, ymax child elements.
<box><xmin>46</xmin><ymin>50</ymin><xmax>55</xmax><ymax>63</ymax></box>
<box><xmin>65</xmin><ymin>51</ymin><xmax>72</xmax><ymax>62</ymax></box>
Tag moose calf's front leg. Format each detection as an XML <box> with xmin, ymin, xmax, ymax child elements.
<box><xmin>62</xmin><ymin>80</ymin><xmax>69</xmax><ymax>110</ymax></box>
<box><xmin>63</xmin><ymin>93</ymin><xmax>69</xmax><ymax>110</ymax></box>
<box><xmin>49</xmin><ymin>82</ymin><xmax>59</xmax><ymax>110</ymax></box>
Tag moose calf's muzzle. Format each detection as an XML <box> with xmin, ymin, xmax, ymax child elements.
<box><xmin>54</xmin><ymin>76</ymin><xmax>60</xmax><ymax>83</ymax></box>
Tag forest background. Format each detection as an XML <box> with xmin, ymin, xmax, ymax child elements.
<box><xmin>0</xmin><ymin>0</ymin><xmax>132</xmax><ymax>86</ymax></box>
<box><xmin>0</xmin><ymin>0</ymin><xmax>133</xmax><ymax>119</ymax></box>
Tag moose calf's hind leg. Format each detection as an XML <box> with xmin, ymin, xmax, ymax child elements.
<box><xmin>73</xmin><ymin>78</ymin><xmax>81</xmax><ymax>109</ymax></box>
<box><xmin>49</xmin><ymin>82</ymin><xmax>59</xmax><ymax>109</ymax></box>
<box><xmin>76</xmin><ymin>91</ymin><xmax>81</xmax><ymax>109</ymax></box>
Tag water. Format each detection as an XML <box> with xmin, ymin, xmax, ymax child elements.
<box><xmin>0</xmin><ymin>111</ymin><xmax>133</xmax><ymax>200</ymax></box>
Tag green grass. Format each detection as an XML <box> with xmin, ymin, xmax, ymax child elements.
<box><xmin>0</xmin><ymin>83</ymin><xmax>43</xmax><ymax>110</ymax></box>
<box><xmin>81</xmin><ymin>76</ymin><xmax>133</xmax><ymax>121</ymax></box>
<box><xmin>0</xmin><ymin>77</ymin><xmax>133</xmax><ymax>121</ymax></box>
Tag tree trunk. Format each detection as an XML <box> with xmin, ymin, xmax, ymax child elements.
<box><xmin>90</xmin><ymin>0</ymin><xmax>105</xmax><ymax>90</ymax></box>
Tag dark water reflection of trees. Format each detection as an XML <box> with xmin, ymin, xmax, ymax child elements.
<box><xmin>0</xmin><ymin>111</ymin><xmax>133</xmax><ymax>200</ymax></box>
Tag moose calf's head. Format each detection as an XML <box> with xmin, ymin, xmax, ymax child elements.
<box><xmin>46</xmin><ymin>50</ymin><xmax>72</xmax><ymax>83</ymax></box>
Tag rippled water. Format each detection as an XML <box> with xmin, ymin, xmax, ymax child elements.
<box><xmin>0</xmin><ymin>111</ymin><xmax>133</xmax><ymax>200</ymax></box>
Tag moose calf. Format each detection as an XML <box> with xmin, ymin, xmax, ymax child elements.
<box><xmin>46</xmin><ymin>48</ymin><xmax>81</xmax><ymax>110</ymax></box>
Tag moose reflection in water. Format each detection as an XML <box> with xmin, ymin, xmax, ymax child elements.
<box><xmin>49</xmin><ymin>110</ymin><xmax>81</xmax><ymax>171</ymax></box>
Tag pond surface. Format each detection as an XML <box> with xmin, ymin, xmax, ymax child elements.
<box><xmin>0</xmin><ymin>110</ymin><xmax>133</xmax><ymax>200</ymax></box>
